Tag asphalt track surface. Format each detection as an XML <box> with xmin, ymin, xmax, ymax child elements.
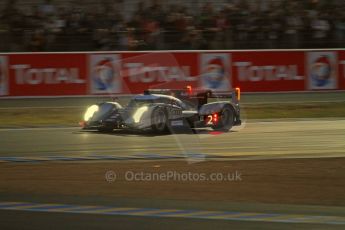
<box><xmin>1</xmin><ymin>119</ymin><xmax>345</xmax><ymax>229</ymax></box>
<box><xmin>0</xmin><ymin>119</ymin><xmax>344</xmax><ymax>160</ymax></box>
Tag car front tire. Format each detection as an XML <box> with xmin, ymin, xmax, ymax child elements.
<box><xmin>151</xmin><ymin>107</ymin><xmax>168</xmax><ymax>133</ymax></box>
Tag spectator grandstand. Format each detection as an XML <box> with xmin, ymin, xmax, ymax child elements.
<box><xmin>0</xmin><ymin>0</ymin><xmax>344</xmax><ymax>52</ymax></box>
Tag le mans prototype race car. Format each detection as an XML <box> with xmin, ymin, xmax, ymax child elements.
<box><xmin>81</xmin><ymin>87</ymin><xmax>241</xmax><ymax>133</ymax></box>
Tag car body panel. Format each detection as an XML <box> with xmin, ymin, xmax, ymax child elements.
<box><xmin>82</xmin><ymin>88</ymin><xmax>241</xmax><ymax>132</ymax></box>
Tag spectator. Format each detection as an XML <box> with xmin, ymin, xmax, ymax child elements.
<box><xmin>334</xmin><ymin>13</ymin><xmax>345</xmax><ymax>44</ymax></box>
<box><xmin>39</xmin><ymin>0</ymin><xmax>56</xmax><ymax>17</ymax></box>
<box><xmin>284</xmin><ymin>12</ymin><xmax>304</xmax><ymax>48</ymax></box>
<box><xmin>0</xmin><ymin>0</ymin><xmax>344</xmax><ymax>52</ymax></box>
<box><xmin>143</xmin><ymin>17</ymin><xmax>160</xmax><ymax>49</ymax></box>
<box><xmin>180</xmin><ymin>29</ymin><xmax>205</xmax><ymax>50</ymax></box>
<box><xmin>199</xmin><ymin>3</ymin><xmax>217</xmax><ymax>49</ymax></box>
<box><xmin>2</xmin><ymin>0</ymin><xmax>26</xmax><ymax>51</ymax></box>
<box><xmin>29</xmin><ymin>29</ymin><xmax>46</xmax><ymax>51</ymax></box>
<box><xmin>311</xmin><ymin>13</ymin><xmax>330</xmax><ymax>47</ymax></box>
<box><xmin>214</xmin><ymin>10</ymin><xmax>230</xmax><ymax>49</ymax></box>
<box><xmin>267</xmin><ymin>13</ymin><xmax>283</xmax><ymax>49</ymax></box>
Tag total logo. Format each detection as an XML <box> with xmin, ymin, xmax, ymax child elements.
<box><xmin>310</xmin><ymin>56</ymin><xmax>332</xmax><ymax>87</ymax></box>
<box><xmin>90</xmin><ymin>54</ymin><xmax>121</xmax><ymax>94</ymax></box>
<box><xmin>93</xmin><ymin>59</ymin><xmax>118</xmax><ymax>90</ymax></box>
<box><xmin>0</xmin><ymin>56</ymin><xmax>8</xmax><ymax>96</ymax></box>
<box><xmin>234</xmin><ymin>62</ymin><xmax>303</xmax><ymax>81</ymax></box>
<box><xmin>12</xmin><ymin>65</ymin><xmax>84</xmax><ymax>85</ymax></box>
<box><xmin>307</xmin><ymin>52</ymin><xmax>337</xmax><ymax>90</ymax></box>
<box><xmin>200</xmin><ymin>54</ymin><xmax>231</xmax><ymax>91</ymax></box>
<box><xmin>124</xmin><ymin>63</ymin><xmax>195</xmax><ymax>83</ymax></box>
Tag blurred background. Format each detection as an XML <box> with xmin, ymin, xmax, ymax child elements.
<box><xmin>0</xmin><ymin>0</ymin><xmax>344</xmax><ymax>52</ymax></box>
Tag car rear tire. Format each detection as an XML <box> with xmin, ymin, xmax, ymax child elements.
<box><xmin>151</xmin><ymin>107</ymin><xmax>168</xmax><ymax>133</ymax></box>
<box><xmin>212</xmin><ymin>106</ymin><xmax>234</xmax><ymax>131</ymax></box>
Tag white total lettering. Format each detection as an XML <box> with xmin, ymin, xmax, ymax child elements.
<box><xmin>11</xmin><ymin>65</ymin><xmax>84</xmax><ymax>84</ymax></box>
<box><xmin>234</xmin><ymin>62</ymin><xmax>302</xmax><ymax>81</ymax></box>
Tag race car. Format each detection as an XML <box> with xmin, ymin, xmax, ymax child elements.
<box><xmin>80</xmin><ymin>86</ymin><xmax>241</xmax><ymax>133</ymax></box>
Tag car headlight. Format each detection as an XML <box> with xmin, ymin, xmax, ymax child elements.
<box><xmin>133</xmin><ymin>106</ymin><xmax>148</xmax><ymax>123</ymax></box>
<box><xmin>84</xmin><ymin>105</ymin><xmax>99</xmax><ymax>121</ymax></box>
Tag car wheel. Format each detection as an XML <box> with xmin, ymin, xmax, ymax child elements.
<box><xmin>151</xmin><ymin>107</ymin><xmax>168</xmax><ymax>133</ymax></box>
<box><xmin>212</xmin><ymin>106</ymin><xmax>234</xmax><ymax>131</ymax></box>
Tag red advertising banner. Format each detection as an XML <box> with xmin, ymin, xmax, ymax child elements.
<box><xmin>338</xmin><ymin>51</ymin><xmax>345</xmax><ymax>90</ymax></box>
<box><xmin>8</xmin><ymin>53</ymin><xmax>87</xmax><ymax>96</ymax></box>
<box><xmin>0</xmin><ymin>50</ymin><xmax>344</xmax><ymax>97</ymax></box>
<box><xmin>0</xmin><ymin>55</ymin><xmax>9</xmax><ymax>96</ymax></box>
<box><xmin>232</xmin><ymin>51</ymin><xmax>305</xmax><ymax>92</ymax></box>
<box><xmin>88</xmin><ymin>52</ymin><xmax>232</xmax><ymax>95</ymax></box>
<box><xmin>88</xmin><ymin>52</ymin><xmax>197</xmax><ymax>95</ymax></box>
<box><xmin>121</xmin><ymin>52</ymin><xmax>200</xmax><ymax>94</ymax></box>
<box><xmin>305</xmin><ymin>51</ymin><xmax>339</xmax><ymax>90</ymax></box>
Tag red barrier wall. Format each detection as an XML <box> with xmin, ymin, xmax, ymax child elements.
<box><xmin>232</xmin><ymin>51</ymin><xmax>305</xmax><ymax>92</ymax></box>
<box><xmin>8</xmin><ymin>54</ymin><xmax>87</xmax><ymax>96</ymax></box>
<box><xmin>338</xmin><ymin>51</ymin><xmax>345</xmax><ymax>90</ymax></box>
<box><xmin>0</xmin><ymin>50</ymin><xmax>344</xmax><ymax>97</ymax></box>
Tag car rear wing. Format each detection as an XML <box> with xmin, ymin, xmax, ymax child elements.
<box><xmin>145</xmin><ymin>86</ymin><xmax>240</xmax><ymax>105</ymax></box>
<box><xmin>144</xmin><ymin>89</ymin><xmax>182</xmax><ymax>95</ymax></box>
<box><xmin>209</xmin><ymin>87</ymin><xmax>241</xmax><ymax>104</ymax></box>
